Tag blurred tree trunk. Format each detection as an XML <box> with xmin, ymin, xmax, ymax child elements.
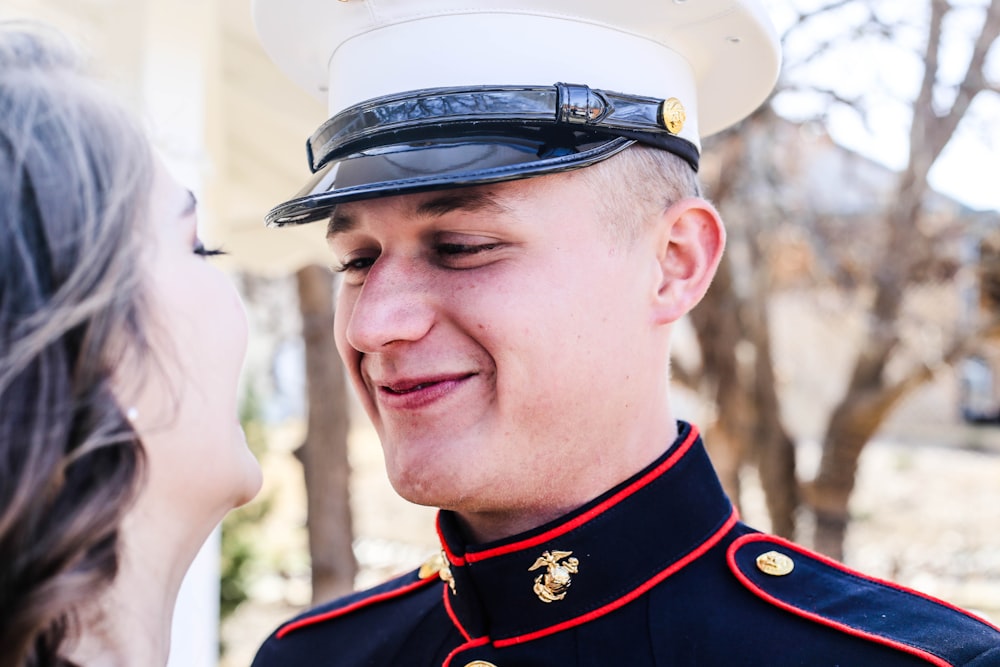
<box><xmin>692</xmin><ymin>107</ymin><xmax>799</xmax><ymax>538</ymax></box>
<box><xmin>746</xmin><ymin>233</ymin><xmax>799</xmax><ymax>540</ymax></box>
<box><xmin>805</xmin><ymin>0</ymin><xmax>1000</xmax><ymax>560</ymax></box>
<box><xmin>690</xmin><ymin>250</ymin><xmax>752</xmax><ymax>508</ymax></box>
<box><xmin>295</xmin><ymin>264</ymin><xmax>356</xmax><ymax>603</ymax></box>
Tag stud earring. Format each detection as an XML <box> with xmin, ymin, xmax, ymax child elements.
<box><xmin>125</xmin><ymin>407</ymin><xmax>139</xmax><ymax>422</ymax></box>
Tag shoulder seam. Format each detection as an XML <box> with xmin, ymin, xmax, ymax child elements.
<box><xmin>276</xmin><ymin>575</ymin><xmax>439</xmax><ymax>639</ymax></box>
<box><xmin>726</xmin><ymin>533</ymin><xmax>1000</xmax><ymax>667</ymax></box>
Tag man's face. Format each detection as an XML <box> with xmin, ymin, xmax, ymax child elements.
<box><xmin>328</xmin><ymin>171</ymin><xmax>669</xmax><ymax>532</ymax></box>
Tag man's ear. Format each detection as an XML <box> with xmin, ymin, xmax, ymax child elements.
<box><xmin>650</xmin><ymin>197</ymin><xmax>725</xmax><ymax>325</ymax></box>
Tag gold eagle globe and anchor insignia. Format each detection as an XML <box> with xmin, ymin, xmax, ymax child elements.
<box><xmin>438</xmin><ymin>551</ymin><xmax>457</xmax><ymax>594</ymax></box>
<box><xmin>659</xmin><ymin>97</ymin><xmax>686</xmax><ymax>135</ymax></box>
<box><xmin>419</xmin><ymin>551</ymin><xmax>457</xmax><ymax>593</ymax></box>
<box><xmin>529</xmin><ymin>550</ymin><xmax>580</xmax><ymax>603</ymax></box>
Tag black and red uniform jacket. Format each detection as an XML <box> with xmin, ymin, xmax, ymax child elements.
<box><xmin>251</xmin><ymin>422</ymin><xmax>1000</xmax><ymax>667</ymax></box>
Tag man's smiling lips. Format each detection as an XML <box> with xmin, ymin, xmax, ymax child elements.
<box><xmin>373</xmin><ymin>373</ymin><xmax>477</xmax><ymax>408</ymax></box>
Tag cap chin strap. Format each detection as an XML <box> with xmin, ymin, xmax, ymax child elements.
<box><xmin>308</xmin><ymin>83</ymin><xmax>700</xmax><ymax>173</ymax></box>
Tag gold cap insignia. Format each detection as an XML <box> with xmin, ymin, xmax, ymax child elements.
<box><xmin>660</xmin><ymin>97</ymin><xmax>686</xmax><ymax>135</ymax></box>
<box><xmin>756</xmin><ymin>550</ymin><xmax>795</xmax><ymax>576</ymax></box>
<box><xmin>529</xmin><ymin>550</ymin><xmax>579</xmax><ymax>603</ymax></box>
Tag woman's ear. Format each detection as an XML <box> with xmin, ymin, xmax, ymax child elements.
<box><xmin>650</xmin><ymin>197</ymin><xmax>725</xmax><ymax>325</ymax></box>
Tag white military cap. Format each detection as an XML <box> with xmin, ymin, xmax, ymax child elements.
<box><xmin>253</xmin><ymin>0</ymin><xmax>781</xmax><ymax>226</ymax></box>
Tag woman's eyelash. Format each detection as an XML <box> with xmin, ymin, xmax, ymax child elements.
<box><xmin>194</xmin><ymin>242</ymin><xmax>226</xmax><ymax>257</ymax></box>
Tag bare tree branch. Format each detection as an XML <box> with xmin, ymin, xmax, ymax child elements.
<box><xmin>920</xmin><ymin>0</ymin><xmax>1000</xmax><ymax>165</ymax></box>
<box><xmin>880</xmin><ymin>317</ymin><xmax>1000</xmax><ymax>403</ymax></box>
<box><xmin>909</xmin><ymin>0</ymin><xmax>948</xmax><ymax>179</ymax></box>
<box><xmin>782</xmin><ymin>0</ymin><xmax>859</xmax><ymax>39</ymax></box>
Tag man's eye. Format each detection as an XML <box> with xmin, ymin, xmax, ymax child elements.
<box><xmin>436</xmin><ymin>243</ymin><xmax>500</xmax><ymax>256</ymax></box>
<box><xmin>332</xmin><ymin>256</ymin><xmax>376</xmax><ymax>273</ymax></box>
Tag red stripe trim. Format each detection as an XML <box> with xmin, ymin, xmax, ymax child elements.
<box><xmin>442</xmin><ymin>636</ymin><xmax>490</xmax><ymax>667</ymax></box>
<box><xmin>275</xmin><ymin>576</ymin><xmax>437</xmax><ymax>639</ymax></box>
<box><xmin>437</xmin><ymin>515</ymin><xmax>467</xmax><ymax>567</ymax></box>
<box><xmin>493</xmin><ymin>507</ymin><xmax>738</xmax><ymax>647</ymax></box>
<box><xmin>731</xmin><ymin>533</ymin><xmax>1000</xmax><ymax>633</ymax></box>
<box><xmin>443</xmin><ymin>584</ymin><xmax>473</xmax><ymax>642</ymax></box>
<box><xmin>465</xmin><ymin>426</ymin><xmax>701</xmax><ymax>564</ymax></box>
<box><xmin>725</xmin><ymin>533</ymin><xmax>1000</xmax><ymax>667</ymax></box>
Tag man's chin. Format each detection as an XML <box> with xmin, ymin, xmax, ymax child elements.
<box><xmin>387</xmin><ymin>468</ymin><xmax>470</xmax><ymax>511</ymax></box>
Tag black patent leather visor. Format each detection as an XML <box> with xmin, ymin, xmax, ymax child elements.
<box><xmin>265</xmin><ymin>84</ymin><xmax>699</xmax><ymax>227</ymax></box>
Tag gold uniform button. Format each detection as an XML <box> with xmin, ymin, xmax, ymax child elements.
<box><xmin>756</xmin><ymin>550</ymin><xmax>795</xmax><ymax>576</ymax></box>
<box><xmin>463</xmin><ymin>662</ymin><xmax>498</xmax><ymax>667</ymax></box>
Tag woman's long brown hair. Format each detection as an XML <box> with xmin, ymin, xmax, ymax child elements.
<box><xmin>0</xmin><ymin>23</ymin><xmax>154</xmax><ymax>666</ymax></box>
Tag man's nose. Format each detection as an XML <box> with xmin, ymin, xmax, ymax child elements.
<box><xmin>343</xmin><ymin>257</ymin><xmax>435</xmax><ymax>352</ymax></box>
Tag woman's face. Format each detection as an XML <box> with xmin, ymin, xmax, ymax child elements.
<box><xmin>116</xmin><ymin>160</ymin><xmax>261</xmax><ymax>537</ymax></box>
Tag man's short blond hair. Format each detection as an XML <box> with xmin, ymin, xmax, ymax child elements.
<box><xmin>577</xmin><ymin>144</ymin><xmax>703</xmax><ymax>244</ymax></box>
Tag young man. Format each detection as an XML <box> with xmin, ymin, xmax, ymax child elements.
<box><xmin>250</xmin><ymin>1</ymin><xmax>1000</xmax><ymax>664</ymax></box>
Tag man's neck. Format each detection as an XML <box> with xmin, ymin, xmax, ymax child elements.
<box><xmin>456</xmin><ymin>416</ymin><xmax>680</xmax><ymax>544</ymax></box>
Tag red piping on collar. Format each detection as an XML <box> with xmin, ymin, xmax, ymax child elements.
<box><xmin>437</xmin><ymin>517</ymin><xmax>466</xmax><ymax>566</ymax></box>
<box><xmin>439</xmin><ymin>426</ymin><xmax>701</xmax><ymax>567</ymax></box>
<box><xmin>442</xmin><ymin>635</ymin><xmax>490</xmax><ymax>667</ymax></box>
<box><xmin>443</xmin><ymin>583</ymin><xmax>473</xmax><ymax>642</ymax></box>
<box><xmin>275</xmin><ymin>576</ymin><xmax>437</xmax><ymax>639</ymax></box>
<box><xmin>727</xmin><ymin>533</ymin><xmax>1000</xmax><ymax>667</ymax></box>
<box><xmin>493</xmin><ymin>507</ymin><xmax>738</xmax><ymax>647</ymax></box>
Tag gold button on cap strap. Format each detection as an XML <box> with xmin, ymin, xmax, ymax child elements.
<box><xmin>463</xmin><ymin>662</ymin><xmax>498</xmax><ymax>667</ymax></box>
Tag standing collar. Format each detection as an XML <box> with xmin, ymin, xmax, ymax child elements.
<box><xmin>435</xmin><ymin>422</ymin><xmax>736</xmax><ymax>644</ymax></box>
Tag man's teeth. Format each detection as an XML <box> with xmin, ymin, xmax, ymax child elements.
<box><xmin>388</xmin><ymin>382</ymin><xmax>433</xmax><ymax>393</ymax></box>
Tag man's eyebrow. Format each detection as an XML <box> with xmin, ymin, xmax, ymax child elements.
<box><xmin>326</xmin><ymin>190</ymin><xmax>510</xmax><ymax>239</ymax></box>
<box><xmin>415</xmin><ymin>191</ymin><xmax>511</xmax><ymax>218</ymax></box>
<box><xmin>327</xmin><ymin>206</ymin><xmax>354</xmax><ymax>239</ymax></box>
